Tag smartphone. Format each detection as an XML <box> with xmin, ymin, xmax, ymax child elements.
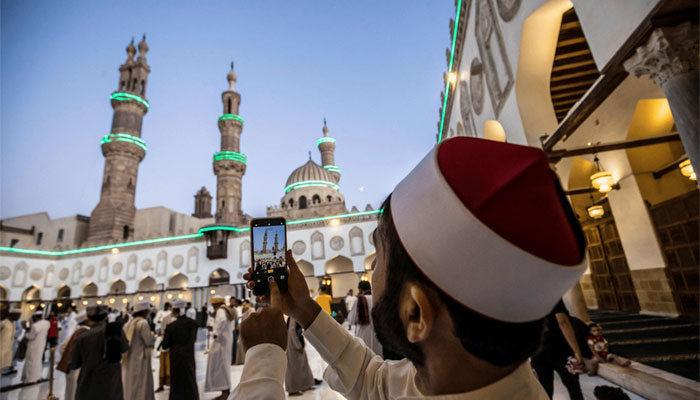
<box><xmin>250</xmin><ymin>217</ymin><xmax>289</xmax><ymax>296</ymax></box>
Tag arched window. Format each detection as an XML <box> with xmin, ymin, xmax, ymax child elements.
<box><xmin>327</xmin><ymin>195</ymin><xmax>332</xmax><ymax>202</ymax></box>
<box><xmin>127</xmin><ymin>178</ymin><xmax>133</xmax><ymax>188</ymax></box>
<box><xmin>133</xmin><ymin>78</ymin><xmax>138</xmax><ymax>90</ymax></box>
<box><xmin>312</xmin><ymin>194</ymin><xmax>321</xmax><ymax>204</ymax></box>
<box><xmin>289</xmin><ymin>199</ymin><xmax>295</xmax><ymax>208</ymax></box>
<box><xmin>123</xmin><ymin>225</ymin><xmax>129</xmax><ymax>239</ymax></box>
<box><xmin>222</xmin><ymin>200</ymin><xmax>226</xmax><ymax>210</ymax></box>
<box><xmin>227</xmin><ymin>98</ymin><xmax>232</xmax><ymax>114</ymax></box>
<box><xmin>299</xmin><ymin>196</ymin><xmax>308</xmax><ymax>209</ymax></box>
<box><xmin>140</xmin><ymin>80</ymin><xmax>145</xmax><ymax>95</ymax></box>
<box><xmin>120</xmin><ymin>81</ymin><xmax>126</xmax><ymax>91</ymax></box>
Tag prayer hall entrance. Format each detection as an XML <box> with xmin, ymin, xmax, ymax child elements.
<box><xmin>581</xmin><ymin>203</ymin><xmax>640</xmax><ymax>312</ymax></box>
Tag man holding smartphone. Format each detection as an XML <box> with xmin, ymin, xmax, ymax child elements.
<box><xmin>232</xmin><ymin>138</ymin><xmax>588</xmax><ymax>399</ymax></box>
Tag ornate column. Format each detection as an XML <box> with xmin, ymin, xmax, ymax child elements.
<box><xmin>624</xmin><ymin>22</ymin><xmax>699</xmax><ymax>171</ymax></box>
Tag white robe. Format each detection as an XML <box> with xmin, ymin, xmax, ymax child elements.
<box><xmin>0</xmin><ymin>319</ymin><xmax>14</xmax><ymax>369</ymax></box>
<box><xmin>122</xmin><ymin>317</ymin><xmax>155</xmax><ymax>400</ymax></box>
<box><xmin>205</xmin><ymin>307</ymin><xmax>234</xmax><ymax>392</ymax></box>
<box><xmin>186</xmin><ymin>307</ymin><xmax>197</xmax><ymax>320</ymax></box>
<box><xmin>347</xmin><ymin>294</ymin><xmax>382</xmax><ymax>356</ymax></box>
<box><xmin>21</xmin><ymin>319</ymin><xmax>50</xmax><ymax>383</ymax></box>
<box><xmin>231</xmin><ymin>310</ymin><xmax>548</xmax><ymax>399</ymax></box>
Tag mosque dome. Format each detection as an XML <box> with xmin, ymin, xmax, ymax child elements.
<box><xmin>285</xmin><ymin>159</ymin><xmax>337</xmax><ymax>189</ymax></box>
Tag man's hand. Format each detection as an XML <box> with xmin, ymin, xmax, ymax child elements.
<box><xmin>245</xmin><ymin>250</ymin><xmax>321</xmax><ymax>329</ymax></box>
<box><xmin>240</xmin><ymin>279</ymin><xmax>288</xmax><ymax>352</ymax></box>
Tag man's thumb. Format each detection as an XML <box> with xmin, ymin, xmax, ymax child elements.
<box><xmin>269</xmin><ymin>278</ymin><xmax>282</xmax><ymax>310</ymax></box>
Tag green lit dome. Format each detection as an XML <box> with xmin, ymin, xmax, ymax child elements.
<box><xmin>285</xmin><ymin>159</ymin><xmax>337</xmax><ymax>188</ymax></box>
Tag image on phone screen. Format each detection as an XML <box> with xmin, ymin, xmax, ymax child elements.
<box><xmin>252</xmin><ymin>224</ymin><xmax>286</xmax><ymax>272</ymax></box>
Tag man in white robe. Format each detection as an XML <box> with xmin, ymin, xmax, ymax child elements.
<box><xmin>21</xmin><ymin>311</ymin><xmax>50</xmax><ymax>383</ymax></box>
<box><xmin>186</xmin><ymin>302</ymin><xmax>197</xmax><ymax>320</ymax></box>
<box><xmin>204</xmin><ymin>296</ymin><xmax>234</xmax><ymax>400</ymax></box>
<box><xmin>347</xmin><ymin>281</ymin><xmax>382</xmax><ymax>356</ymax></box>
<box><xmin>122</xmin><ymin>301</ymin><xmax>155</xmax><ymax>400</ymax></box>
<box><xmin>231</xmin><ymin>138</ymin><xmax>590</xmax><ymax>399</ymax></box>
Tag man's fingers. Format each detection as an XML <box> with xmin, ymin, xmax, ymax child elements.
<box><xmin>269</xmin><ymin>279</ymin><xmax>282</xmax><ymax>310</ymax></box>
<box><xmin>285</xmin><ymin>250</ymin><xmax>303</xmax><ymax>278</ymax></box>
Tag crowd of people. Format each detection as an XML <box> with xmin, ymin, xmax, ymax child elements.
<box><xmin>0</xmin><ymin>296</ymin><xmax>261</xmax><ymax>400</ymax></box>
<box><xmin>254</xmin><ymin>255</ymin><xmax>285</xmax><ymax>272</ymax></box>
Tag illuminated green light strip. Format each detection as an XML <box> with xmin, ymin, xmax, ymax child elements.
<box><xmin>287</xmin><ymin>209</ymin><xmax>380</xmax><ymax>225</ymax></box>
<box><xmin>1</xmin><ymin>211</ymin><xmax>386</xmax><ymax>257</ymax></box>
<box><xmin>101</xmin><ymin>133</ymin><xmax>148</xmax><ymax>151</ymax></box>
<box><xmin>218</xmin><ymin>114</ymin><xmax>244</xmax><ymax>124</ymax></box>
<box><xmin>317</xmin><ymin>137</ymin><xmax>336</xmax><ymax>146</ymax></box>
<box><xmin>0</xmin><ymin>233</ymin><xmax>203</xmax><ymax>257</ymax></box>
<box><xmin>323</xmin><ymin>165</ymin><xmax>341</xmax><ymax>174</ymax></box>
<box><xmin>200</xmin><ymin>210</ymin><xmax>382</xmax><ymax>233</ymax></box>
<box><xmin>213</xmin><ymin>151</ymin><xmax>247</xmax><ymax>164</ymax></box>
<box><xmin>437</xmin><ymin>0</ymin><xmax>462</xmax><ymax>143</ymax></box>
<box><xmin>284</xmin><ymin>180</ymin><xmax>340</xmax><ymax>193</ymax></box>
<box><xmin>110</xmin><ymin>92</ymin><xmax>150</xmax><ymax>109</ymax></box>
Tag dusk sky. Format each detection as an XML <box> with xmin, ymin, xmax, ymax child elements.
<box><xmin>1</xmin><ymin>1</ymin><xmax>453</xmax><ymax>220</ymax></box>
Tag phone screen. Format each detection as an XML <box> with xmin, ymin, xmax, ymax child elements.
<box><xmin>250</xmin><ymin>218</ymin><xmax>288</xmax><ymax>295</ymax></box>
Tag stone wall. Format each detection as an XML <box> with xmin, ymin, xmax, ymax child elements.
<box><xmin>630</xmin><ymin>268</ymin><xmax>678</xmax><ymax>315</ymax></box>
<box><xmin>579</xmin><ymin>274</ymin><xmax>598</xmax><ymax>309</ymax></box>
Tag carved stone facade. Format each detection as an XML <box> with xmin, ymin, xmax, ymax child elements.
<box><xmin>86</xmin><ymin>37</ymin><xmax>150</xmax><ymax>245</ymax></box>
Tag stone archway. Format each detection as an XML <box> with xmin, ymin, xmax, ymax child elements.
<box><xmin>364</xmin><ymin>252</ymin><xmax>376</xmax><ymax>270</ymax></box>
<box><xmin>110</xmin><ymin>279</ymin><xmax>127</xmax><ymax>294</ymax></box>
<box><xmin>82</xmin><ymin>282</ymin><xmax>98</xmax><ymax>297</ymax></box>
<box><xmin>209</xmin><ymin>268</ymin><xmax>230</xmax><ymax>286</ymax></box>
<box><xmin>168</xmin><ymin>273</ymin><xmax>188</xmax><ymax>289</ymax></box>
<box><xmin>138</xmin><ymin>276</ymin><xmax>157</xmax><ymax>292</ymax></box>
<box><xmin>56</xmin><ymin>284</ymin><xmax>71</xmax><ymax>299</ymax></box>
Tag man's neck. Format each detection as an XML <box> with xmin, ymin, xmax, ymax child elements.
<box><xmin>414</xmin><ymin>342</ymin><xmax>518</xmax><ymax>395</ymax></box>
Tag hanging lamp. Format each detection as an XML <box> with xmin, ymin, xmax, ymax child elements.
<box><xmin>679</xmin><ymin>159</ymin><xmax>697</xmax><ymax>181</ymax></box>
<box><xmin>586</xmin><ymin>193</ymin><xmax>604</xmax><ymax>219</ymax></box>
<box><xmin>590</xmin><ymin>155</ymin><xmax>614</xmax><ymax>193</ymax></box>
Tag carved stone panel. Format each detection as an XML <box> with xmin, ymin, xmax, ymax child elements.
<box><xmin>172</xmin><ymin>255</ymin><xmax>184</xmax><ymax>269</ymax></box>
<box><xmin>350</xmin><ymin>226</ymin><xmax>365</xmax><ymax>256</ymax></box>
<box><xmin>126</xmin><ymin>254</ymin><xmax>137</xmax><ymax>279</ymax></box>
<box><xmin>44</xmin><ymin>264</ymin><xmax>55</xmax><ymax>287</ymax></box>
<box><xmin>0</xmin><ymin>266</ymin><xmax>10</xmax><ymax>280</ymax></box>
<box><xmin>458</xmin><ymin>79</ymin><xmax>477</xmax><ymax>137</ymax></box>
<box><xmin>292</xmin><ymin>240</ymin><xmax>306</xmax><ymax>255</ymax></box>
<box><xmin>187</xmin><ymin>247</ymin><xmax>199</xmax><ymax>273</ymax></box>
<box><xmin>141</xmin><ymin>259</ymin><xmax>153</xmax><ymax>272</ymax></box>
<box><xmin>98</xmin><ymin>258</ymin><xmax>108</xmax><ymax>282</ymax></box>
<box><xmin>59</xmin><ymin>268</ymin><xmax>69</xmax><ymax>281</ymax></box>
<box><xmin>85</xmin><ymin>264</ymin><xmax>95</xmax><ymax>278</ymax></box>
<box><xmin>156</xmin><ymin>251</ymin><xmax>168</xmax><ymax>277</ymax></box>
<box><xmin>71</xmin><ymin>261</ymin><xmax>83</xmax><ymax>285</ymax></box>
<box><xmin>29</xmin><ymin>268</ymin><xmax>43</xmax><ymax>281</ymax></box>
<box><xmin>240</xmin><ymin>241</ymin><xmax>250</xmax><ymax>268</ymax></box>
<box><xmin>470</xmin><ymin>58</ymin><xmax>485</xmax><ymax>115</ymax></box>
<box><xmin>112</xmin><ymin>262</ymin><xmax>123</xmax><ymax>275</ymax></box>
<box><xmin>12</xmin><ymin>262</ymin><xmax>27</xmax><ymax>288</ymax></box>
<box><xmin>330</xmin><ymin>236</ymin><xmax>344</xmax><ymax>251</ymax></box>
<box><xmin>311</xmin><ymin>231</ymin><xmax>325</xmax><ymax>260</ymax></box>
<box><xmin>496</xmin><ymin>0</ymin><xmax>521</xmax><ymax>22</ymax></box>
<box><xmin>475</xmin><ymin>0</ymin><xmax>514</xmax><ymax>118</ymax></box>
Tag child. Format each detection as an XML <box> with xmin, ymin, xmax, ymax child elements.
<box><xmin>586</xmin><ymin>322</ymin><xmax>631</xmax><ymax>375</ymax></box>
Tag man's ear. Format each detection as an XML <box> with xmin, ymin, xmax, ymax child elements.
<box><xmin>401</xmin><ymin>283</ymin><xmax>435</xmax><ymax>344</ymax></box>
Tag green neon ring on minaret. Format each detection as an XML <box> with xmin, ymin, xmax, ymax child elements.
<box><xmin>317</xmin><ymin>137</ymin><xmax>336</xmax><ymax>146</ymax></box>
<box><xmin>213</xmin><ymin>151</ymin><xmax>247</xmax><ymax>164</ymax></box>
<box><xmin>218</xmin><ymin>114</ymin><xmax>244</xmax><ymax>124</ymax></box>
<box><xmin>101</xmin><ymin>133</ymin><xmax>147</xmax><ymax>151</ymax></box>
<box><xmin>110</xmin><ymin>92</ymin><xmax>150</xmax><ymax>109</ymax></box>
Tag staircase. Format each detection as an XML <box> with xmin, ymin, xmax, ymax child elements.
<box><xmin>588</xmin><ymin>309</ymin><xmax>699</xmax><ymax>381</ymax></box>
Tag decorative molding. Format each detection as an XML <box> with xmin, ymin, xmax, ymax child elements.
<box><xmin>330</xmin><ymin>236</ymin><xmax>344</xmax><ymax>251</ymax></box>
<box><xmin>624</xmin><ymin>22</ymin><xmax>699</xmax><ymax>87</ymax></box>
<box><xmin>495</xmin><ymin>0</ymin><xmax>521</xmax><ymax>22</ymax></box>
<box><xmin>292</xmin><ymin>240</ymin><xmax>306</xmax><ymax>255</ymax></box>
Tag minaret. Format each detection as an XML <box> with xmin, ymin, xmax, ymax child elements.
<box><xmin>193</xmin><ymin>187</ymin><xmax>213</xmax><ymax>218</ymax></box>
<box><xmin>262</xmin><ymin>229</ymin><xmax>268</xmax><ymax>253</ymax></box>
<box><xmin>273</xmin><ymin>231</ymin><xmax>279</xmax><ymax>253</ymax></box>
<box><xmin>317</xmin><ymin>118</ymin><xmax>340</xmax><ymax>182</ymax></box>
<box><xmin>86</xmin><ymin>36</ymin><xmax>150</xmax><ymax>244</ymax></box>
<box><xmin>213</xmin><ymin>62</ymin><xmax>246</xmax><ymax>225</ymax></box>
